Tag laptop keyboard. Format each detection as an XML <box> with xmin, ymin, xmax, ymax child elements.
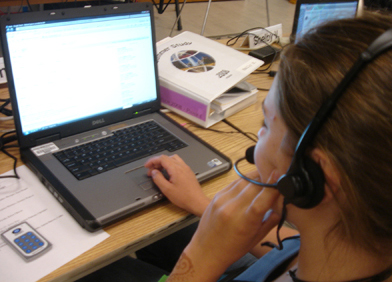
<box><xmin>53</xmin><ymin>120</ymin><xmax>188</xmax><ymax>180</ymax></box>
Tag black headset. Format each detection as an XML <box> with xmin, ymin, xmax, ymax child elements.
<box><xmin>234</xmin><ymin>28</ymin><xmax>392</xmax><ymax>209</ymax></box>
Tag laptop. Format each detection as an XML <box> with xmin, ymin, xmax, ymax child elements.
<box><xmin>290</xmin><ymin>0</ymin><xmax>359</xmax><ymax>42</ymax></box>
<box><xmin>0</xmin><ymin>3</ymin><xmax>231</xmax><ymax>232</ymax></box>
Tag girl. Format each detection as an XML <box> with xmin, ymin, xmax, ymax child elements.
<box><xmin>79</xmin><ymin>13</ymin><xmax>392</xmax><ymax>282</ymax></box>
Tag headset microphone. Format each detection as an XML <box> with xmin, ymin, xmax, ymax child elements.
<box><xmin>234</xmin><ymin>145</ymin><xmax>325</xmax><ymax>209</ymax></box>
<box><xmin>245</xmin><ymin>146</ymin><xmax>255</xmax><ymax>164</ymax></box>
<box><xmin>235</xmin><ymin>145</ymin><xmax>324</xmax><ymax>209</ymax></box>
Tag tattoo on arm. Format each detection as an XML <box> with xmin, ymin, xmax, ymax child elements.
<box><xmin>167</xmin><ymin>252</ymin><xmax>196</xmax><ymax>281</ymax></box>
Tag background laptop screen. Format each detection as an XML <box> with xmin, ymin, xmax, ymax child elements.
<box><xmin>294</xmin><ymin>1</ymin><xmax>358</xmax><ymax>42</ymax></box>
<box><xmin>5</xmin><ymin>10</ymin><xmax>157</xmax><ymax>136</ymax></box>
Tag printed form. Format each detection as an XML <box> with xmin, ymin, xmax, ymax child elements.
<box><xmin>0</xmin><ymin>165</ymin><xmax>110</xmax><ymax>282</ymax></box>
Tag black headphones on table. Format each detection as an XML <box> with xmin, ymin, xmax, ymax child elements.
<box><xmin>235</xmin><ymin>28</ymin><xmax>392</xmax><ymax>209</ymax></box>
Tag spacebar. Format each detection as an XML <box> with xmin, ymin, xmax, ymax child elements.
<box><xmin>114</xmin><ymin>151</ymin><xmax>150</xmax><ymax>167</ymax></box>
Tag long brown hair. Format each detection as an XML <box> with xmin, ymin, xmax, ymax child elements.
<box><xmin>277</xmin><ymin>13</ymin><xmax>392</xmax><ymax>257</ymax></box>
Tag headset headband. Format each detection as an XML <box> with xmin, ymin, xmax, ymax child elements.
<box><xmin>289</xmin><ymin>28</ymin><xmax>392</xmax><ymax>174</ymax></box>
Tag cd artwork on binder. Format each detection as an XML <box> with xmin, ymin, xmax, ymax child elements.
<box><xmin>171</xmin><ymin>50</ymin><xmax>216</xmax><ymax>73</ymax></box>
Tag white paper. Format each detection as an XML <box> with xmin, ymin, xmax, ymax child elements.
<box><xmin>0</xmin><ymin>57</ymin><xmax>7</xmax><ymax>84</ymax></box>
<box><xmin>211</xmin><ymin>88</ymin><xmax>258</xmax><ymax>113</ymax></box>
<box><xmin>240</xmin><ymin>24</ymin><xmax>283</xmax><ymax>49</ymax></box>
<box><xmin>0</xmin><ymin>165</ymin><xmax>110</xmax><ymax>282</ymax></box>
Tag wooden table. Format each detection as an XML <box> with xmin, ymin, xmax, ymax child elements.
<box><xmin>0</xmin><ymin>86</ymin><xmax>266</xmax><ymax>282</ymax></box>
<box><xmin>0</xmin><ymin>34</ymin><xmax>277</xmax><ymax>280</ymax></box>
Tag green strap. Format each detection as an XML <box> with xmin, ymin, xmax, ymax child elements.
<box><xmin>158</xmin><ymin>275</ymin><xmax>169</xmax><ymax>282</ymax></box>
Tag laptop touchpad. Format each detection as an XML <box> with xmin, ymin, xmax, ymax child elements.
<box><xmin>125</xmin><ymin>166</ymin><xmax>155</xmax><ymax>191</ymax></box>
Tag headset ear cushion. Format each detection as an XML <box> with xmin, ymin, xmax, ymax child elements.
<box><xmin>294</xmin><ymin>156</ymin><xmax>325</xmax><ymax>209</ymax></box>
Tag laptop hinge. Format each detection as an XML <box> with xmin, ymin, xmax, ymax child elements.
<box><xmin>135</xmin><ymin>108</ymin><xmax>152</xmax><ymax>115</ymax></box>
<box><xmin>36</xmin><ymin>133</ymin><xmax>60</xmax><ymax>146</ymax></box>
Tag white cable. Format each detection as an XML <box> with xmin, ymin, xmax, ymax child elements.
<box><xmin>0</xmin><ymin>128</ymin><xmax>15</xmax><ymax>133</ymax></box>
<box><xmin>0</xmin><ymin>116</ymin><xmax>13</xmax><ymax>121</ymax></box>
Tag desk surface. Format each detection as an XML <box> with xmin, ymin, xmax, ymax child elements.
<box><xmin>0</xmin><ymin>57</ymin><xmax>275</xmax><ymax>282</ymax></box>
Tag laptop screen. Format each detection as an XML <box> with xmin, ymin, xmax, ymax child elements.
<box><xmin>5</xmin><ymin>10</ymin><xmax>157</xmax><ymax>136</ymax></box>
<box><xmin>293</xmin><ymin>0</ymin><xmax>358</xmax><ymax>42</ymax></box>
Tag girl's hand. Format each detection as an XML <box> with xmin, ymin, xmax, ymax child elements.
<box><xmin>145</xmin><ymin>154</ymin><xmax>210</xmax><ymax>217</ymax></box>
<box><xmin>168</xmin><ymin>170</ymin><xmax>281</xmax><ymax>282</ymax></box>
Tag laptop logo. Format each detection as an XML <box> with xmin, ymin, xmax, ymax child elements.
<box><xmin>92</xmin><ymin>118</ymin><xmax>105</xmax><ymax>126</ymax></box>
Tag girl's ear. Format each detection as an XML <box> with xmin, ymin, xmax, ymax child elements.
<box><xmin>310</xmin><ymin>149</ymin><xmax>341</xmax><ymax>203</ymax></box>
